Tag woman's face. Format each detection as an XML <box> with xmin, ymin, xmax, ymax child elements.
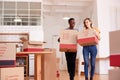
<box><xmin>84</xmin><ymin>19</ymin><xmax>91</xmax><ymax>28</ymax></box>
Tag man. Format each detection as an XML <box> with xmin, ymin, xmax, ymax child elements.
<box><xmin>58</xmin><ymin>18</ymin><xmax>77</xmax><ymax>80</ymax></box>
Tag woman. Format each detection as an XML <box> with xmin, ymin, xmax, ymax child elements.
<box><xmin>82</xmin><ymin>18</ymin><xmax>100</xmax><ymax>80</ymax></box>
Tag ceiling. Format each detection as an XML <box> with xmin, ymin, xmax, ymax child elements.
<box><xmin>43</xmin><ymin>0</ymin><xmax>94</xmax><ymax>14</ymax></box>
<box><xmin>0</xmin><ymin>0</ymin><xmax>94</xmax><ymax>15</ymax></box>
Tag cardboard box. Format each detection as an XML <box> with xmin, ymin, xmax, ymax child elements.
<box><xmin>109</xmin><ymin>69</ymin><xmax>120</xmax><ymax>80</ymax></box>
<box><xmin>110</xmin><ymin>54</ymin><xmax>120</xmax><ymax>67</ymax></box>
<box><xmin>23</xmin><ymin>41</ymin><xmax>43</xmax><ymax>48</ymax></box>
<box><xmin>109</xmin><ymin>30</ymin><xmax>120</xmax><ymax>54</ymax></box>
<box><xmin>0</xmin><ymin>67</ymin><xmax>24</xmax><ymax>80</ymax></box>
<box><xmin>59</xmin><ymin>30</ymin><xmax>78</xmax><ymax>52</ymax></box>
<box><xmin>23</xmin><ymin>41</ymin><xmax>44</xmax><ymax>52</ymax></box>
<box><xmin>77</xmin><ymin>29</ymin><xmax>98</xmax><ymax>46</ymax></box>
<box><xmin>109</xmin><ymin>30</ymin><xmax>120</xmax><ymax>67</ymax></box>
<box><xmin>0</xmin><ymin>43</ymin><xmax>16</xmax><ymax>67</ymax></box>
<box><xmin>20</xmin><ymin>37</ymin><xmax>44</xmax><ymax>52</ymax></box>
<box><xmin>44</xmin><ymin>49</ymin><xmax>57</xmax><ymax>80</ymax></box>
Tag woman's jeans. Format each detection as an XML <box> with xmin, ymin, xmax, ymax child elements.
<box><xmin>83</xmin><ymin>45</ymin><xmax>97</xmax><ymax>78</ymax></box>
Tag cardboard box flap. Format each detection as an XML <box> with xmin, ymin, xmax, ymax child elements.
<box><xmin>28</xmin><ymin>41</ymin><xmax>46</xmax><ymax>45</ymax></box>
<box><xmin>20</xmin><ymin>37</ymin><xmax>28</xmax><ymax>42</ymax></box>
<box><xmin>77</xmin><ymin>29</ymin><xmax>96</xmax><ymax>38</ymax></box>
<box><xmin>20</xmin><ymin>37</ymin><xmax>46</xmax><ymax>45</ymax></box>
<box><xmin>60</xmin><ymin>30</ymin><xmax>78</xmax><ymax>44</ymax></box>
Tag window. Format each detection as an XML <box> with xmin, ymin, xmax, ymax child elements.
<box><xmin>0</xmin><ymin>1</ymin><xmax>41</xmax><ymax>26</ymax></box>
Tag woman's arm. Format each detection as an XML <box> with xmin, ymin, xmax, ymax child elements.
<box><xmin>94</xmin><ymin>30</ymin><xmax>100</xmax><ymax>40</ymax></box>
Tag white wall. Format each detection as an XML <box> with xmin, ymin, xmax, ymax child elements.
<box><xmin>94</xmin><ymin>0</ymin><xmax>120</xmax><ymax>74</ymax></box>
<box><xmin>109</xmin><ymin>0</ymin><xmax>120</xmax><ymax>31</ymax></box>
<box><xmin>0</xmin><ymin>26</ymin><xmax>44</xmax><ymax>44</ymax></box>
<box><xmin>92</xmin><ymin>0</ymin><xmax>111</xmax><ymax>74</ymax></box>
<box><xmin>97</xmin><ymin>0</ymin><xmax>110</xmax><ymax>58</ymax></box>
<box><xmin>43</xmin><ymin>13</ymin><xmax>82</xmax><ymax>70</ymax></box>
<box><xmin>0</xmin><ymin>26</ymin><xmax>42</xmax><ymax>33</ymax></box>
<box><xmin>43</xmin><ymin>0</ymin><xmax>120</xmax><ymax>73</ymax></box>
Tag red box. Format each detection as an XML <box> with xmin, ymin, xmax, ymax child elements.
<box><xmin>77</xmin><ymin>29</ymin><xmax>99</xmax><ymax>46</ymax></box>
<box><xmin>59</xmin><ymin>44</ymin><xmax>77</xmax><ymax>52</ymax></box>
<box><xmin>110</xmin><ymin>54</ymin><xmax>120</xmax><ymax>67</ymax></box>
<box><xmin>23</xmin><ymin>48</ymin><xmax>44</xmax><ymax>52</ymax></box>
<box><xmin>77</xmin><ymin>36</ymin><xmax>98</xmax><ymax>46</ymax></box>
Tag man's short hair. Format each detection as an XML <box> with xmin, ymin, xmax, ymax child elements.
<box><xmin>68</xmin><ymin>18</ymin><xmax>75</xmax><ymax>23</ymax></box>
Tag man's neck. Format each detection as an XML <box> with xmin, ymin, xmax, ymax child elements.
<box><xmin>69</xmin><ymin>26</ymin><xmax>74</xmax><ymax>29</ymax></box>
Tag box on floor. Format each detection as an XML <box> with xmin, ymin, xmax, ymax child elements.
<box><xmin>0</xmin><ymin>67</ymin><xmax>24</xmax><ymax>80</ymax></box>
<box><xmin>109</xmin><ymin>69</ymin><xmax>120</xmax><ymax>80</ymax></box>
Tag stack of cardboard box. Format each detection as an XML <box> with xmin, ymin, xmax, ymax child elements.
<box><xmin>109</xmin><ymin>30</ymin><xmax>120</xmax><ymax>80</ymax></box>
<box><xmin>0</xmin><ymin>43</ymin><xmax>24</xmax><ymax>80</ymax></box>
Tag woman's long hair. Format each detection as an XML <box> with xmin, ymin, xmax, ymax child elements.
<box><xmin>83</xmin><ymin>18</ymin><xmax>93</xmax><ymax>29</ymax></box>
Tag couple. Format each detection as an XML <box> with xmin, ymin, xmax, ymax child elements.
<box><xmin>59</xmin><ymin>18</ymin><xmax>100</xmax><ymax>80</ymax></box>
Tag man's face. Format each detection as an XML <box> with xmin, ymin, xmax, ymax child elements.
<box><xmin>69</xmin><ymin>20</ymin><xmax>75</xmax><ymax>27</ymax></box>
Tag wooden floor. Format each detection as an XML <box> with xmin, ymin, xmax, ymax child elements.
<box><xmin>60</xmin><ymin>70</ymin><xmax>108</xmax><ymax>80</ymax></box>
<box><xmin>29</xmin><ymin>70</ymin><xmax>108</xmax><ymax>80</ymax></box>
